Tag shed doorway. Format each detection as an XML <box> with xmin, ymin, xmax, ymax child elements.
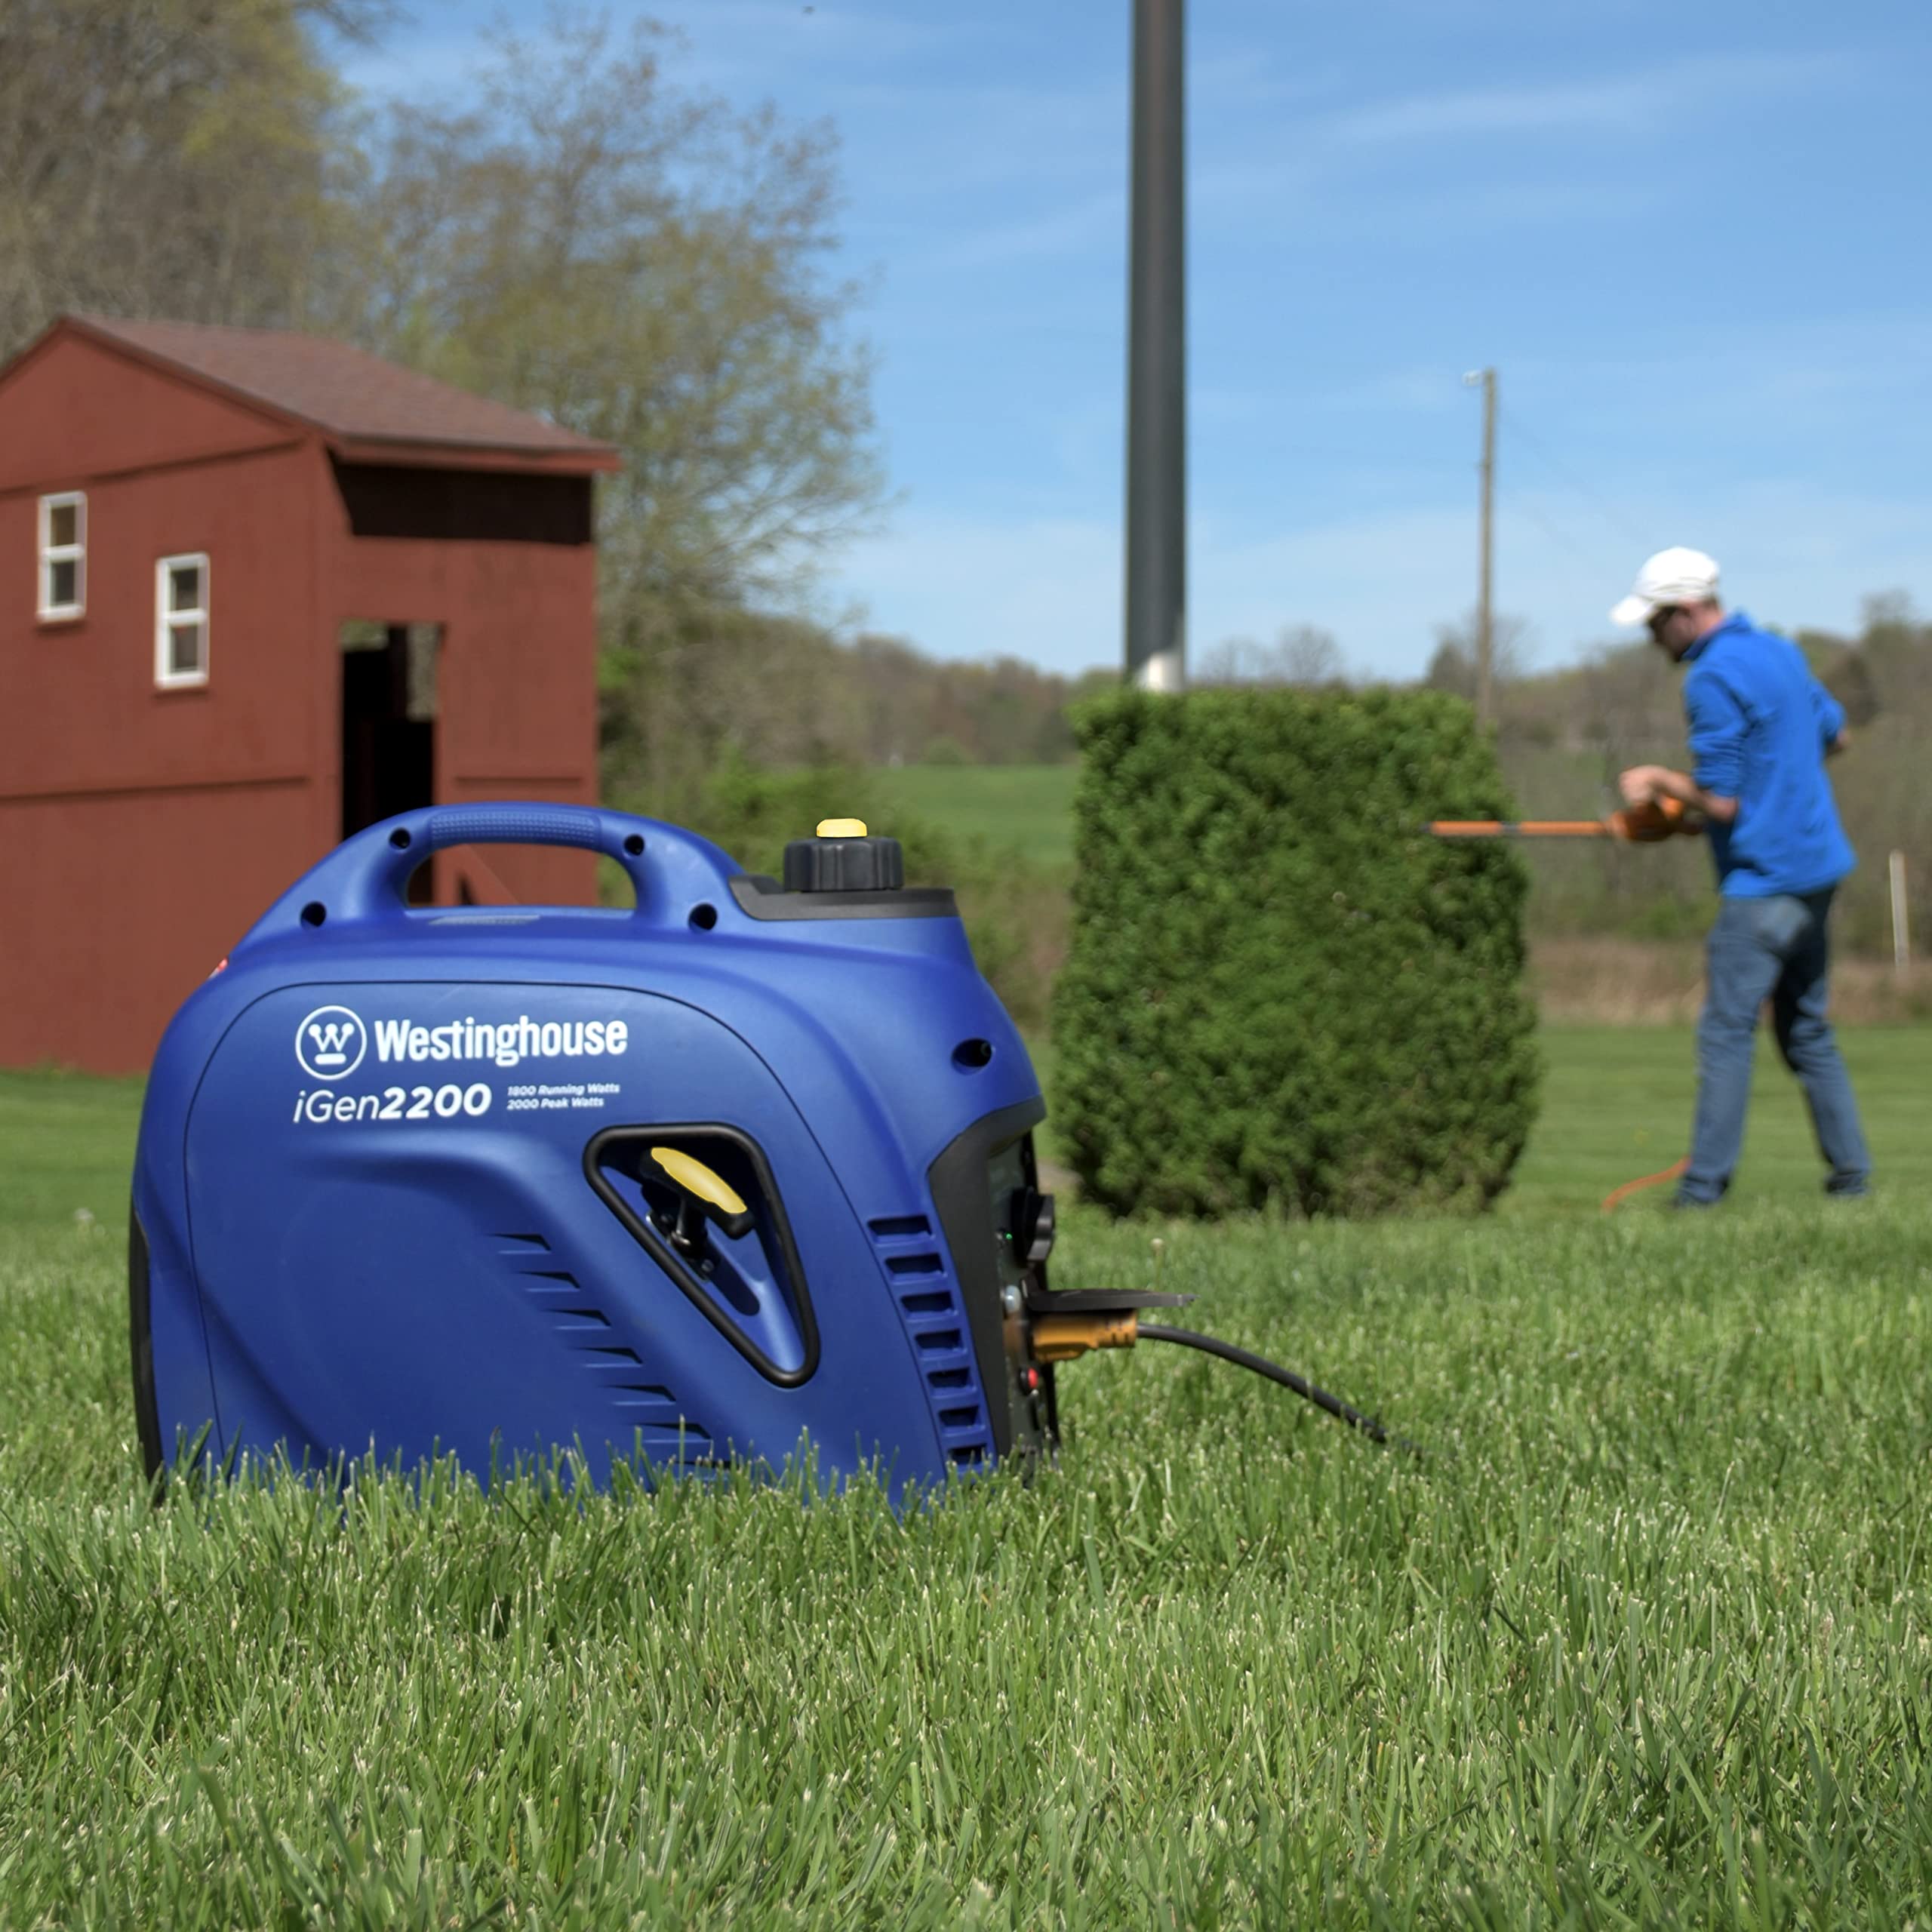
<box><xmin>340</xmin><ymin>621</ymin><xmax>441</xmax><ymax>898</ymax></box>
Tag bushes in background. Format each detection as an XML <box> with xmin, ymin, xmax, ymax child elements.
<box><xmin>1053</xmin><ymin>688</ymin><xmax>1540</xmax><ymax>1217</ymax></box>
<box><xmin>611</xmin><ymin>753</ymin><xmax>1064</xmax><ymax>1029</ymax></box>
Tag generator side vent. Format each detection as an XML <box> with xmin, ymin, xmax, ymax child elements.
<box><xmin>496</xmin><ymin>1240</ymin><xmax>712</xmax><ymax>1460</ymax></box>
<box><xmin>869</xmin><ymin>1214</ymin><xmax>994</xmax><ymax>1467</ymax></box>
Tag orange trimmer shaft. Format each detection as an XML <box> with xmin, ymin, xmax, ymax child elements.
<box><xmin>1428</xmin><ymin>820</ymin><xmax>1611</xmax><ymax>838</ymax></box>
<box><xmin>1432</xmin><ymin>798</ymin><xmax>1699</xmax><ymax>843</ymax></box>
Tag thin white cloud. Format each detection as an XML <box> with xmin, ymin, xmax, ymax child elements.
<box><xmin>1324</xmin><ymin>51</ymin><xmax>1845</xmax><ymax>147</ymax></box>
<box><xmin>1195</xmin><ymin>48</ymin><xmax>1854</xmax><ymax>215</ymax></box>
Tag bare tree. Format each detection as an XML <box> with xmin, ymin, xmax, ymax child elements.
<box><xmin>1860</xmin><ymin>589</ymin><xmax>1917</xmax><ymax>636</ymax></box>
<box><xmin>0</xmin><ymin>0</ymin><xmax>386</xmax><ymax>357</ymax></box>
<box><xmin>1426</xmin><ymin>610</ymin><xmax>1531</xmax><ymax>701</ymax></box>
<box><xmin>1197</xmin><ymin>623</ymin><xmax>1346</xmax><ymax>688</ymax></box>
<box><xmin>329</xmin><ymin>13</ymin><xmax>883</xmax><ymax>623</ymax></box>
<box><xmin>1270</xmin><ymin>623</ymin><xmax>1346</xmax><ymax>687</ymax></box>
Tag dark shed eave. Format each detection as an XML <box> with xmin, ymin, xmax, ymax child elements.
<box><xmin>325</xmin><ymin>432</ymin><xmax>620</xmax><ymax>475</ymax></box>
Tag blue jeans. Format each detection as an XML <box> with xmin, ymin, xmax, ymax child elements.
<box><xmin>1680</xmin><ymin>888</ymin><xmax>1872</xmax><ymax>1204</ymax></box>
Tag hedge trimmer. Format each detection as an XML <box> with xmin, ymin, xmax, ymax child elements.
<box><xmin>1428</xmin><ymin>796</ymin><xmax>1703</xmax><ymax>843</ymax></box>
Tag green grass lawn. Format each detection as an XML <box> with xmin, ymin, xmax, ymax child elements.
<box><xmin>1025</xmin><ymin>1023</ymin><xmax>1932</xmax><ymax>1218</ymax></box>
<box><xmin>874</xmin><ymin>762</ymin><xmax>1081</xmax><ymax>867</ymax></box>
<box><xmin>1507</xmin><ymin>1023</ymin><xmax>1932</xmax><ymax>1213</ymax></box>
<box><xmin>4</xmin><ymin>1036</ymin><xmax>1930</xmax><ymax>1926</ymax></box>
<box><xmin>0</xmin><ymin>1066</ymin><xmax>146</xmax><ymax>1232</ymax></box>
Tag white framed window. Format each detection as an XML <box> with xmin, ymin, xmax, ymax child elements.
<box><xmin>155</xmin><ymin>553</ymin><xmax>210</xmax><ymax>688</ymax></box>
<box><xmin>38</xmin><ymin>492</ymin><xmax>85</xmax><ymax>620</ymax></box>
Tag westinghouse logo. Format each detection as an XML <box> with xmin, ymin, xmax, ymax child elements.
<box><xmin>293</xmin><ymin>1007</ymin><xmax>628</xmax><ymax>1078</ymax></box>
<box><xmin>370</xmin><ymin>1015</ymin><xmax>630</xmax><ymax>1069</ymax></box>
<box><xmin>295</xmin><ymin>1005</ymin><xmax>368</xmax><ymax>1081</ymax></box>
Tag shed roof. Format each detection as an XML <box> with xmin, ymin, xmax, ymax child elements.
<box><xmin>66</xmin><ymin>315</ymin><xmax>620</xmax><ymax>472</ymax></box>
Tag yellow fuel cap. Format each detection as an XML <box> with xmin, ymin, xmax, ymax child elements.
<box><xmin>816</xmin><ymin>818</ymin><xmax>868</xmax><ymax>838</ymax></box>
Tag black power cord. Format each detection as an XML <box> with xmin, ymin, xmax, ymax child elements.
<box><xmin>1136</xmin><ymin>1323</ymin><xmax>1414</xmax><ymax>1454</ymax></box>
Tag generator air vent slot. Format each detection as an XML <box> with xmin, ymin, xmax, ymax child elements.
<box><xmin>485</xmin><ymin>1234</ymin><xmax>702</xmax><ymax>1433</ymax></box>
<box><xmin>870</xmin><ymin>1205</ymin><xmax>995</xmax><ymax>1468</ymax></box>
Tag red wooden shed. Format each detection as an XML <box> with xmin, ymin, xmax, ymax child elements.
<box><xmin>0</xmin><ymin>314</ymin><xmax>620</xmax><ymax>1073</ymax></box>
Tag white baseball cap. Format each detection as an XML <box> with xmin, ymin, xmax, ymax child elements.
<box><xmin>1609</xmin><ymin>547</ymin><xmax>1721</xmax><ymax>626</ymax></box>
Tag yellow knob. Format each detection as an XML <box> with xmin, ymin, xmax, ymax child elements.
<box><xmin>649</xmin><ymin>1146</ymin><xmax>748</xmax><ymax>1218</ymax></box>
<box><xmin>816</xmin><ymin>818</ymin><xmax>868</xmax><ymax>838</ymax></box>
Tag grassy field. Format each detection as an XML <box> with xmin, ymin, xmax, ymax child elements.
<box><xmin>875</xmin><ymin>762</ymin><xmax>1081</xmax><ymax>866</ymax></box>
<box><xmin>3</xmin><ymin>1035</ymin><xmax>1930</xmax><ymax>1926</ymax></box>
<box><xmin>1506</xmin><ymin>1023</ymin><xmax>1932</xmax><ymax>1212</ymax></box>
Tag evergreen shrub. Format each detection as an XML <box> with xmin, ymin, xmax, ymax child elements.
<box><xmin>1053</xmin><ymin>688</ymin><xmax>1540</xmax><ymax>1217</ymax></box>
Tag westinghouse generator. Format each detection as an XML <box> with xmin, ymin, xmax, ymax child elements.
<box><xmin>131</xmin><ymin>804</ymin><xmax>1390</xmax><ymax>1498</ymax></box>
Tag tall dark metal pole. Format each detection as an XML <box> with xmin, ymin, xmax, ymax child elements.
<box><xmin>1124</xmin><ymin>0</ymin><xmax>1185</xmax><ymax>691</ymax></box>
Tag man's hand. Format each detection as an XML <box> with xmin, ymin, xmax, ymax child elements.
<box><xmin>1618</xmin><ymin>764</ymin><xmax>1678</xmax><ymax>807</ymax></box>
<box><xmin>1617</xmin><ymin>763</ymin><xmax>1738</xmax><ymax>825</ymax></box>
<box><xmin>1607</xmin><ymin>795</ymin><xmax>1697</xmax><ymax>842</ymax></box>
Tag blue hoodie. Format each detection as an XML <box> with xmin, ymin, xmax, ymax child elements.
<box><xmin>1682</xmin><ymin>610</ymin><xmax>1855</xmax><ymax>897</ymax></box>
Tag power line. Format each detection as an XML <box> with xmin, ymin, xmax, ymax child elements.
<box><xmin>1495</xmin><ymin>485</ymin><xmax>1604</xmax><ymax>569</ymax></box>
<box><xmin>1496</xmin><ymin>402</ymin><xmax>1653</xmax><ymax>550</ymax></box>
<box><xmin>1266</xmin><ymin>448</ymin><xmax>1472</xmax><ymax>469</ymax></box>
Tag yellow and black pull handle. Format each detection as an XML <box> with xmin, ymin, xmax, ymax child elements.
<box><xmin>640</xmin><ymin>1144</ymin><xmax>757</xmax><ymax>1254</ymax></box>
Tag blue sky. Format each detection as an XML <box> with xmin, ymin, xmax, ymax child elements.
<box><xmin>341</xmin><ymin>1</ymin><xmax>1932</xmax><ymax>680</ymax></box>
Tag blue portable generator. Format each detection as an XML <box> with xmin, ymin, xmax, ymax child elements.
<box><xmin>131</xmin><ymin>804</ymin><xmax>1392</xmax><ymax>1496</ymax></box>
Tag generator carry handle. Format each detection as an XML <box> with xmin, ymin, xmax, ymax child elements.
<box><xmin>421</xmin><ymin>801</ymin><xmax>611</xmax><ymax>856</ymax></box>
<box><xmin>235</xmin><ymin>802</ymin><xmax>741</xmax><ymax>944</ymax></box>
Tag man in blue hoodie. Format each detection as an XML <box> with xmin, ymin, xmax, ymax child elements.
<box><xmin>1611</xmin><ymin>546</ymin><xmax>1870</xmax><ymax>1205</ymax></box>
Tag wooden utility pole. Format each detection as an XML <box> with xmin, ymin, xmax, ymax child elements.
<box><xmin>1124</xmin><ymin>0</ymin><xmax>1186</xmax><ymax>691</ymax></box>
<box><xmin>1475</xmin><ymin>366</ymin><xmax>1497</xmax><ymax>729</ymax></box>
<box><xmin>1891</xmin><ymin>850</ymin><xmax>1911</xmax><ymax>982</ymax></box>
